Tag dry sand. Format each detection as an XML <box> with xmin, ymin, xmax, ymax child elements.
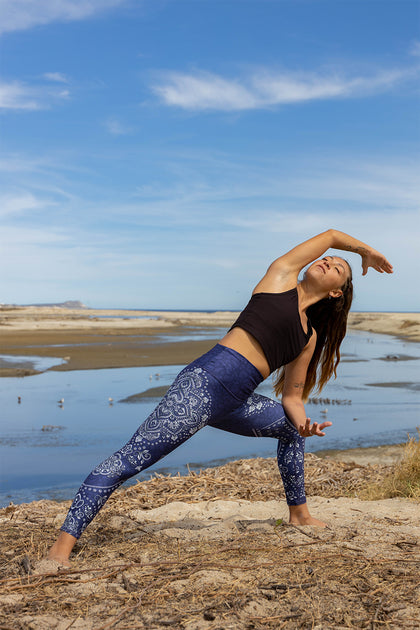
<box><xmin>1</xmin><ymin>456</ymin><xmax>419</xmax><ymax>629</ymax></box>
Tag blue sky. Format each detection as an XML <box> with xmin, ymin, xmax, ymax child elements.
<box><xmin>1</xmin><ymin>0</ymin><xmax>419</xmax><ymax>311</ymax></box>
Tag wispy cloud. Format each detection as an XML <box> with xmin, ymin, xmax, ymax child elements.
<box><xmin>0</xmin><ymin>192</ymin><xmax>54</xmax><ymax>217</ymax></box>
<box><xmin>152</xmin><ymin>65</ymin><xmax>418</xmax><ymax>111</ymax></box>
<box><xmin>0</xmin><ymin>0</ymin><xmax>128</xmax><ymax>35</ymax></box>
<box><xmin>0</xmin><ymin>78</ymin><xmax>71</xmax><ymax>110</ymax></box>
<box><xmin>153</xmin><ymin>72</ymin><xmax>259</xmax><ymax>111</ymax></box>
<box><xmin>0</xmin><ymin>80</ymin><xmax>40</xmax><ymax>110</ymax></box>
<box><xmin>43</xmin><ymin>72</ymin><xmax>70</xmax><ymax>83</ymax></box>
<box><xmin>1</xmin><ymin>148</ymin><xmax>418</xmax><ymax>309</ymax></box>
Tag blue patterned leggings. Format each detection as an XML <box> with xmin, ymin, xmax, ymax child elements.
<box><xmin>61</xmin><ymin>345</ymin><xmax>306</xmax><ymax>539</ymax></box>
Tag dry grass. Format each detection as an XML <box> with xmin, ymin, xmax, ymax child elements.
<box><xmin>1</xmin><ymin>453</ymin><xmax>419</xmax><ymax>629</ymax></box>
<box><xmin>361</xmin><ymin>429</ymin><xmax>420</xmax><ymax>500</ymax></box>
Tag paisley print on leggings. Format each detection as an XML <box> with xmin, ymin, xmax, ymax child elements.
<box><xmin>61</xmin><ymin>366</ymin><xmax>213</xmax><ymax>539</ymax></box>
<box><xmin>135</xmin><ymin>367</ymin><xmax>211</xmax><ymax>444</ymax></box>
<box><xmin>60</xmin><ymin>347</ymin><xmax>307</xmax><ymax>540</ymax></box>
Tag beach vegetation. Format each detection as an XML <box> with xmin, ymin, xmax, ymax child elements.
<box><xmin>362</xmin><ymin>428</ymin><xmax>420</xmax><ymax>500</ymax></box>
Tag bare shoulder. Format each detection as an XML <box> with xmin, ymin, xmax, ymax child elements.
<box><xmin>253</xmin><ymin>231</ymin><xmax>335</xmax><ymax>293</ymax></box>
<box><xmin>253</xmin><ymin>260</ymin><xmax>298</xmax><ymax>294</ymax></box>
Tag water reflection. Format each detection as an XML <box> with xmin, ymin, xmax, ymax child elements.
<box><xmin>0</xmin><ymin>330</ymin><xmax>419</xmax><ymax>506</ymax></box>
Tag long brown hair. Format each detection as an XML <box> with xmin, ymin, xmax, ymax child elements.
<box><xmin>273</xmin><ymin>263</ymin><xmax>353</xmax><ymax>402</ymax></box>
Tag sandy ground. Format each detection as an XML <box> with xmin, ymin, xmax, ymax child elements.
<box><xmin>0</xmin><ymin>307</ymin><xmax>419</xmax><ymax>377</ymax></box>
<box><xmin>1</xmin><ymin>305</ymin><xmax>419</xmax><ymax>338</ymax></box>
<box><xmin>347</xmin><ymin>311</ymin><xmax>420</xmax><ymax>342</ymax></box>
<box><xmin>1</xmin><ymin>455</ymin><xmax>419</xmax><ymax>629</ymax></box>
<box><xmin>1</xmin><ymin>307</ymin><xmax>419</xmax><ymax>628</ymax></box>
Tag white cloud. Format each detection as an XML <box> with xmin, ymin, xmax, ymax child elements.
<box><xmin>0</xmin><ymin>78</ymin><xmax>71</xmax><ymax>110</ymax></box>
<box><xmin>254</xmin><ymin>68</ymin><xmax>410</xmax><ymax>102</ymax></box>
<box><xmin>0</xmin><ymin>192</ymin><xmax>56</xmax><ymax>217</ymax></box>
<box><xmin>43</xmin><ymin>72</ymin><xmax>69</xmax><ymax>83</ymax></box>
<box><xmin>153</xmin><ymin>72</ymin><xmax>258</xmax><ymax>111</ymax></box>
<box><xmin>0</xmin><ymin>0</ymin><xmax>127</xmax><ymax>35</ymax></box>
<box><xmin>0</xmin><ymin>80</ymin><xmax>40</xmax><ymax>110</ymax></box>
<box><xmin>152</xmin><ymin>66</ymin><xmax>418</xmax><ymax>111</ymax></box>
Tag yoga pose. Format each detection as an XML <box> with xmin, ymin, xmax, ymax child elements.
<box><xmin>49</xmin><ymin>229</ymin><xmax>393</xmax><ymax>564</ymax></box>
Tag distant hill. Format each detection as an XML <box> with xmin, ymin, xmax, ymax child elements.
<box><xmin>22</xmin><ymin>300</ymin><xmax>87</xmax><ymax>309</ymax></box>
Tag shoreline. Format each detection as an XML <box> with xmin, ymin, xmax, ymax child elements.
<box><xmin>1</xmin><ymin>305</ymin><xmax>419</xmax><ymax>337</ymax></box>
<box><xmin>0</xmin><ymin>308</ymin><xmax>419</xmax><ymax>377</ymax></box>
<box><xmin>0</xmin><ymin>307</ymin><xmax>417</xmax><ymax>508</ymax></box>
<box><xmin>0</xmin><ymin>443</ymin><xmax>408</xmax><ymax>510</ymax></box>
<box><xmin>0</xmin><ymin>443</ymin><xmax>407</xmax><ymax>508</ymax></box>
<box><xmin>1</xmin><ymin>309</ymin><xmax>418</xmax><ymax>627</ymax></box>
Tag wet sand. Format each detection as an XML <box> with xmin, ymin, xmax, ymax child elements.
<box><xmin>0</xmin><ymin>328</ymin><xmax>219</xmax><ymax>376</ymax></box>
<box><xmin>0</xmin><ymin>307</ymin><xmax>419</xmax><ymax>377</ymax></box>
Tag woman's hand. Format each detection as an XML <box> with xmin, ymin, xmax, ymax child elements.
<box><xmin>360</xmin><ymin>248</ymin><xmax>393</xmax><ymax>276</ymax></box>
<box><xmin>298</xmin><ymin>418</ymin><xmax>332</xmax><ymax>437</ymax></box>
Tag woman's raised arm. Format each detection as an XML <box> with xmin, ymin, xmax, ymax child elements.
<box><xmin>270</xmin><ymin>229</ymin><xmax>393</xmax><ymax>276</ymax></box>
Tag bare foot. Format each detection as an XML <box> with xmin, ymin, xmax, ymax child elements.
<box><xmin>288</xmin><ymin>503</ymin><xmax>327</xmax><ymax>527</ymax></box>
<box><xmin>47</xmin><ymin>531</ymin><xmax>77</xmax><ymax>566</ymax></box>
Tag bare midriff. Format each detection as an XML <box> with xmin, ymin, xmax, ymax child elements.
<box><xmin>218</xmin><ymin>327</ymin><xmax>271</xmax><ymax>379</ymax></box>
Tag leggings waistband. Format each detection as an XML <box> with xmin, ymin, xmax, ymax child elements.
<box><xmin>192</xmin><ymin>344</ymin><xmax>264</xmax><ymax>401</ymax></box>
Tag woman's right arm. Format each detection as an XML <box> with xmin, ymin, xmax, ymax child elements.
<box><xmin>281</xmin><ymin>334</ymin><xmax>332</xmax><ymax>438</ymax></box>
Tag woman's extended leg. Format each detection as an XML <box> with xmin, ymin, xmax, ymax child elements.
<box><xmin>50</xmin><ymin>364</ymin><xmax>229</xmax><ymax>562</ymax></box>
<box><xmin>49</xmin><ymin>345</ymin><xmax>263</xmax><ymax>562</ymax></box>
<box><xmin>208</xmin><ymin>392</ymin><xmax>326</xmax><ymax>526</ymax></box>
<box><xmin>50</xmin><ymin>364</ymin><xmax>215</xmax><ymax>561</ymax></box>
<box><xmin>59</xmin><ymin>364</ymin><xmax>235</xmax><ymax>540</ymax></box>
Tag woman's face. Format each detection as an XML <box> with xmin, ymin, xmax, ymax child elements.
<box><xmin>306</xmin><ymin>256</ymin><xmax>350</xmax><ymax>296</ymax></box>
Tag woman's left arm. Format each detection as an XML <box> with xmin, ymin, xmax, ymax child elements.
<box><xmin>269</xmin><ymin>229</ymin><xmax>393</xmax><ymax>276</ymax></box>
<box><xmin>327</xmin><ymin>229</ymin><xmax>394</xmax><ymax>276</ymax></box>
<box><xmin>281</xmin><ymin>334</ymin><xmax>332</xmax><ymax>438</ymax></box>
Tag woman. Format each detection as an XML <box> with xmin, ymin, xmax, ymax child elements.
<box><xmin>49</xmin><ymin>229</ymin><xmax>393</xmax><ymax>564</ymax></box>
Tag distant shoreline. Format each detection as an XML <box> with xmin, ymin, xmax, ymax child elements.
<box><xmin>0</xmin><ymin>307</ymin><xmax>419</xmax><ymax>377</ymax></box>
<box><xmin>1</xmin><ymin>305</ymin><xmax>419</xmax><ymax>336</ymax></box>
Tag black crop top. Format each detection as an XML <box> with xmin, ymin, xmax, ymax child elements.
<box><xmin>229</xmin><ymin>287</ymin><xmax>312</xmax><ymax>374</ymax></box>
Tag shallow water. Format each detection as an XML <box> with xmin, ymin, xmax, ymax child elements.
<box><xmin>0</xmin><ymin>330</ymin><xmax>419</xmax><ymax>506</ymax></box>
<box><xmin>0</xmin><ymin>354</ymin><xmax>66</xmax><ymax>371</ymax></box>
